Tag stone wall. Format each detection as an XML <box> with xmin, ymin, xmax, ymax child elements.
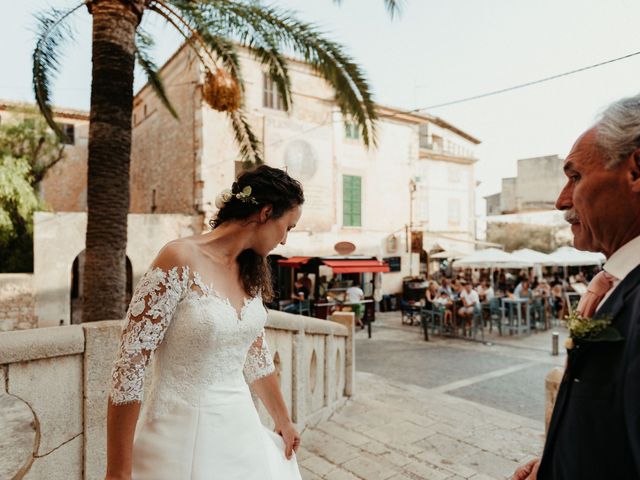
<box><xmin>0</xmin><ymin>311</ymin><xmax>353</xmax><ymax>480</ymax></box>
<box><xmin>33</xmin><ymin>212</ymin><xmax>201</xmax><ymax>327</ymax></box>
<box><xmin>0</xmin><ymin>274</ymin><xmax>36</xmax><ymax>332</ymax></box>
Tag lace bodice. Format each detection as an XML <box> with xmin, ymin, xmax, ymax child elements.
<box><xmin>110</xmin><ymin>265</ymin><xmax>275</xmax><ymax>419</ymax></box>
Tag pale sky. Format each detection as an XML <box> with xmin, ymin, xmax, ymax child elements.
<box><xmin>3</xmin><ymin>0</ymin><xmax>640</xmax><ymax>205</ymax></box>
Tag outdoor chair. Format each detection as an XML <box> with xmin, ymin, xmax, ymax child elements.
<box><xmin>470</xmin><ymin>305</ymin><xmax>484</xmax><ymax>341</ymax></box>
<box><xmin>564</xmin><ymin>292</ymin><xmax>581</xmax><ymax>317</ymax></box>
<box><xmin>297</xmin><ymin>299</ymin><xmax>311</xmax><ymax>316</ymax></box>
<box><xmin>488</xmin><ymin>297</ymin><xmax>504</xmax><ymax>335</ymax></box>
<box><xmin>420</xmin><ymin>305</ymin><xmax>445</xmax><ymax>340</ymax></box>
<box><xmin>400</xmin><ymin>300</ymin><xmax>420</xmax><ymax>326</ymax></box>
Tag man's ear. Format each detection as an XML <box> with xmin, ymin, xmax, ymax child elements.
<box><xmin>631</xmin><ymin>148</ymin><xmax>640</xmax><ymax>193</ymax></box>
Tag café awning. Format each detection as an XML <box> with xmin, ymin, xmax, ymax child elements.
<box><xmin>277</xmin><ymin>256</ymin><xmax>312</xmax><ymax>268</ymax></box>
<box><xmin>322</xmin><ymin>259</ymin><xmax>390</xmax><ymax>274</ymax></box>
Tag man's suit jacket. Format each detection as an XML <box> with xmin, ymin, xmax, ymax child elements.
<box><xmin>538</xmin><ymin>265</ymin><xmax>640</xmax><ymax>479</ymax></box>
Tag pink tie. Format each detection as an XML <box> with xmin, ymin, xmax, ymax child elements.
<box><xmin>576</xmin><ymin>271</ymin><xmax>616</xmax><ymax>318</ymax></box>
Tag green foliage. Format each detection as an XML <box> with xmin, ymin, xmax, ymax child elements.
<box><xmin>0</xmin><ymin>112</ymin><xmax>62</xmax><ymax>272</ymax></box>
<box><xmin>486</xmin><ymin>222</ymin><xmax>570</xmax><ymax>253</ymax></box>
<box><xmin>566</xmin><ymin>311</ymin><xmax>623</xmax><ymax>342</ymax></box>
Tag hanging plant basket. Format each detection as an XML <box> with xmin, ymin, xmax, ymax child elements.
<box><xmin>202</xmin><ymin>68</ymin><xmax>241</xmax><ymax>112</ymax></box>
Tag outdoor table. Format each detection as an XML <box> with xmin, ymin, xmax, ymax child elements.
<box><xmin>501</xmin><ymin>298</ymin><xmax>531</xmax><ymax>335</ymax></box>
<box><xmin>343</xmin><ymin>300</ymin><xmax>375</xmax><ymax>338</ymax></box>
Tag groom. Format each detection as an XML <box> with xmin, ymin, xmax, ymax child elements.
<box><xmin>513</xmin><ymin>94</ymin><xmax>640</xmax><ymax>479</ymax></box>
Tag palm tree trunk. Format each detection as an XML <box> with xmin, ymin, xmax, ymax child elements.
<box><xmin>83</xmin><ymin>0</ymin><xmax>143</xmax><ymax>322</ymax></box>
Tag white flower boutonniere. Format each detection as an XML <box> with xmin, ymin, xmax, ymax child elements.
<box><xmin>564</xmin><ymin>310</ymin><xmax>623</xmax><ymax>351</ymax></box>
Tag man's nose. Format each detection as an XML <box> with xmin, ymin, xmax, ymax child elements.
<box><xmin>555</xmin><ymin>182</ymin><xmax>572</xmax><ymax>211</ymax></box>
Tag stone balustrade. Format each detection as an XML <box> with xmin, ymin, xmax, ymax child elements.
<box><xmin>0</xmin><ymin>310</ymin><xmax>353</xmax><ymax>480</ymax></box>
<box><xmin>544</xmin><ymin>366</ymin><xmax>564</xmax><ymax>434</ymax></box>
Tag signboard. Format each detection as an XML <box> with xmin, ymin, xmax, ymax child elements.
<box><xmin>334</xmin><ymin>241</ymin><xmax>356</xmax><ymax>255</ymax></box>
<box><xmin>410</xmin><ymin>231</ymin><xmax>423</xmax><ymax>253</ymax></box>
<box><xmin>384</xmin><ymin>256</ymin><xmax>402</xmax><ymax>272</ymax></box>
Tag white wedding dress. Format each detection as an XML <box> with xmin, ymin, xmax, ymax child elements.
<box><xmin>110</xmin><ymin>265</ymin><xmax>301</xmax><ymax>480</ymax></box>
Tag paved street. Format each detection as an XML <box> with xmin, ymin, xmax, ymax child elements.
<box><xmin>356</xmin><ymin>312</ymin><xmax>567</xmax><ymax>422</ymax></box>
<box><xmin>300</xmin><ymin>312</ymin><xmax>568</xmax><ymax>479</ymax></box>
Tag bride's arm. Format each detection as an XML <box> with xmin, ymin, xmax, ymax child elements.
<box><xmin>105</xmin><ymin>245</ymin><xmax>190</xmax><ymax>479</ymax></box>
<box><xmin>251</xmin><ymin>373</ymin><xmax>300</xmax><ymax>460</ymax></box>
<box><xmin>244</xmin><ymin>330</ymin><xmax>300</xmax><ymax>459</ymax></box>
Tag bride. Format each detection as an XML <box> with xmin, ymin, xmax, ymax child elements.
<box><xmin>105</xmin><ymin>165</ymin><xmax>304</xmax><ymax>480</ymax></box>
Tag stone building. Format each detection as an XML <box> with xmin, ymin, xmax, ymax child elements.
<box><xmin>482</xmin><ymin>155</ymin><xmax>569</xmax><ymax>251</ymax></box>
<box><xmin>2</xmin><ymin>43</ymin><xmax>481</xmax><ymax>327</ymax></box>
<box><xmin>0</xmin><ymin>102</ymin><xmax>90</xmax><ymax>331</ymax></box>
<box><xmin>484</xmin><ymin>154</ymin><xmax>565</xmax><ymax>215</ymax></box>
<box><xmin>130</xmin><ymin>44</ymin><xmax>481</xmax><ymax>291</ymax></box>
<box><xmin>0</xmin><ymin>100</ymin><xmax>89</xmax><ymax>212</ymax></box>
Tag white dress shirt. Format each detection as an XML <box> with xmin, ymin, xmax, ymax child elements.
<box><xmin>598</xmin><ymin>234</ymin><xmax>640</xmax><ymax>308</ymax></box>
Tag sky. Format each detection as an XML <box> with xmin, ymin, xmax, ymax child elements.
<box><xmin>3</xmin><ymin>0</ymin><xmax>640</xmax><ymax>206</ymax></box>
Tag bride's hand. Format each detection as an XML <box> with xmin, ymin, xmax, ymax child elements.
<box><xmin>276</xmin><ymin>421</ymin><xmax>300</xmax><ymax>460</ymax></box>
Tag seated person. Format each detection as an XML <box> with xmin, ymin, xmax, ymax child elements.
<box><xmin>284</xmin><ymin>278</ymin><xmax>310</xmax><ymax>314</ymax></box>
<box><xmin>551</xmin><ymin>283</ymin><xmax>564</xmax><ymax>318</ymax></box>
<box><xmin>433</xmin><ymin>289</ymin><xmax>454</xmax><ymax>328</ymax></box>
<box><xmin>425</xmin><ymin>281</ymin><xmax>439</xmax><ymax>308</ymax></box>
<box><xmin>458</xmin><ymin>281</ymin><xmax>480</xmax><ymax>323</ymax></box>
<box><xmin>477</xmin><ymin>280</ymin><xmax>495</xmax><ymax>302</ymax></box>
<box><xmin>346</xmin><ymin>282</ymin><xmax>365</xmax><ymax>328</ymax></box>
<box><xmin>514</xmin><ymin>279</ymin><xmax>531</xmax><ymax>299</ymax></box>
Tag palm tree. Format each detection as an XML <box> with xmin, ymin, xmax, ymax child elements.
<box><xmin>32</xmin><ymin>0</ymin><xmax>403</xmax><ymax>323</ymax></box>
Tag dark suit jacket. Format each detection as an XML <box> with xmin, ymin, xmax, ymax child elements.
<box><xmin>539</xmin><ymin>265</ymin><xmax>640</xmax><ymax>479</ymax></box>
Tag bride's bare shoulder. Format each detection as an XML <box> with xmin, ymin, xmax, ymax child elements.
<box><xmin>152</xmin><ymin>238</ymin><xmax>199</xmax><ymax>271</ymax></box>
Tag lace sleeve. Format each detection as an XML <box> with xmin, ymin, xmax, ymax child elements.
<box><xmin>110</xmin><ymin>266</ymin><xmax>189</xmax><ymax>405</ymax></box>
<box><xmin>243</xmin><ymin>328</ymin><xmax>276</xmax><ymax>384</ymax></box>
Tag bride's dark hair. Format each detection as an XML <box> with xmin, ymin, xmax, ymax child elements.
<box><xmin>209</xmin><ymin>165</ymin><xmax>304</xmax><ymax>302</ymax></box>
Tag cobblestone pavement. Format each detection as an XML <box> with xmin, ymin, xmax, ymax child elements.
<box><xmin>299</xmin><ymin>312</ymin><xmax>568</xmax><ymax>479</ymax></box>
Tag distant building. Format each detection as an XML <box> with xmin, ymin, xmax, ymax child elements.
<box><xmin>0</xmin><ymin>101</ymin><xmax>89</xmax><ymax>212</ymax></box>
<box><xmin>485</xmin><ymin>154</ymin><xmax>565</xmax><ymax>215</ymax></box>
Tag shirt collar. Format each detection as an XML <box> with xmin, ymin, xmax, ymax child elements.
<box><xmin>604</xmin><ymin>234</ymin><xmax>640</xmax><ymax>282</ymax></box>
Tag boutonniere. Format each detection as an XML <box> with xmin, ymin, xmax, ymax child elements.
<box><xmin>564</xmin><ymin>311</ymin><xmax>623</xmax><ymax>350</ymax></box>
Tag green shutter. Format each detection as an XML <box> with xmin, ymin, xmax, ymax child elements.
<box><xmin>343</xmin><ymin>175</ymin><xmax>362</xmax><ymax>227</ymax></box>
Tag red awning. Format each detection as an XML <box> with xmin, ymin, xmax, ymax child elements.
<box><xmin>277</xmin><ymin>256</ymin><xmax>312</xmax><ymax>268</ymax></box>
<box><xmin>322</xmin><ymin>259</ymin><xmax>390</xmax><ymax>274</ymax></box>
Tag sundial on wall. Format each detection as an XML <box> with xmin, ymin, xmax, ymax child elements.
<box><xmin>283</xmin><ymin>139</ymin><xmax>318</xmax><ymax>181</ymax></box>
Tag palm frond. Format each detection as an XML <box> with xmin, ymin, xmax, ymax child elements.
<box><xmin>163</xmin><ymin>3</ymin><xmax>245</xmax><ymax>91</ymax></box>
<box><xmin>172</xmin><ymin>1</ymin><xmax>292</xmax><ymax>111</ymax></box>
<box><xmin>171</xmin><ymin>1</ymin><xmax>378</xmax><ymax>146</ymax></box>
<box><xmin>32</xmin><ymin>4</ymin><xmax>84</xmax><ymax>140</ymax></box>
<box><xmin>383</xmin><ymin>0</ymin><xmax>405</xmax><ymax>18</ymax></box>
<box><xmin>333</xmin><ymin>0</ymin><xmax>404</xmax><ymax>19</ymax></box>
<box><xmin>135</xmin><ymin>30</ymin><xmax>179</xmax><ymax>119</ymax></box>
<box><xmin>228</xmin><ymin>110</ymin><xmax>262</xmax><ymax>165</ymax></box>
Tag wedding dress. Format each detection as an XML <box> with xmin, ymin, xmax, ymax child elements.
<box><xmin>110</xmin><ymin>265</ymin><xmax>301</xmax><ymax>480</ymax></box>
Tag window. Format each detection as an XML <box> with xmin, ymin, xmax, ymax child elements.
<box><xmin>343</xmin><ymin>175</ymin><xmax>362</xmax><ymax>227</ymax></box>
<box><xmin>57</xmin><ymin>123</ymin><xmax>75</xmax><ymax>145</ymax></box>
<box><xmin>262</xmin><ymin>73</ymin><xmax>285</xmax><ymax>110</ymax></box>
<box><xmin>344</xmin><ymin>122</ymin><xmax>360</xmax><ymax>140</ymax></box>
<box><xmin>448</xmin><ymin>198</ymin><xmax>460</xmax><ymax>225</ymax></box>
<box><xmin>431</xmin><ymin>134</ymin><xmax>443</xmax><ymax>152</ymax></box>
<box><xmin>419</xmin><ymin>124</ymin><xmax>429</xmax><ymax>149</ymax></box>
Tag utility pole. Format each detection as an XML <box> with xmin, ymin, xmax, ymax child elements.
<box><xmin>408</xmin><ymin>179</ymin><xmax>417</xmax><ymax>276</ymax></box>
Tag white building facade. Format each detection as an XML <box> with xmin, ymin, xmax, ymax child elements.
<box><xmin>130</xmin><ymin>45</ymin><xmax>481</xmax><ymax>293</ymax></box>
